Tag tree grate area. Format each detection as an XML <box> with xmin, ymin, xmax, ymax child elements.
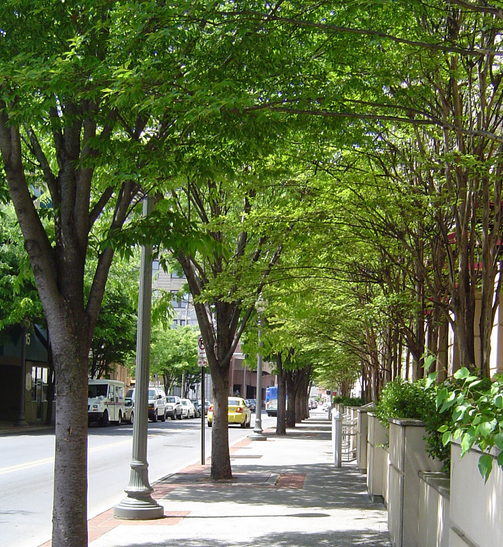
<box><xmin>159</xmin><ymin>472</ymin><xmax>279</xmax><ymax>486</ymax></box>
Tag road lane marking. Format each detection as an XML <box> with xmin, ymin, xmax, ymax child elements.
<box><xmin>0</xmin><ymin>456</ymin><xmax>54</xmax><ymax>475</ymax></box>
<box><xmin>0</xmin><ymin>439</ymin><xmax>132</xmax><ymax>475</ymax></box>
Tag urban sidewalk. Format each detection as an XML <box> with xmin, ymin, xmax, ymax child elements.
<box><xmin>73</xmin><ymin>415</ymin><xmax>390</xmax><ymax>547</ymax></box>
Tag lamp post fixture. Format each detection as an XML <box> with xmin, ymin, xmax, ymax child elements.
<box><xmin>114</xmin><ymin>196</ymin><xmax>164</xmax><ymax>520</ymax></box>
<box><xmin>249</xmin><ymin>295</ymin><xmax>267</xmax><ymax>441</ymax></box>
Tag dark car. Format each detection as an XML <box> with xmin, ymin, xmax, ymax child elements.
<box><xmin>245</xmin><ymin>399</ymin><xmax>256</xmax><ymax>412</ymax></box>
<box><xmin>191</xmin><ymin>399</ymin><xmax>201</xmax><ymax>418</ymax></box>
<box><xmin>194</xmin><ymin>399</ymin><xmax>210</xmax><ymax>416</ymax></box>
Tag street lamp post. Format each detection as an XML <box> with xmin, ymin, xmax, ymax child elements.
<box><xmin>249</xmin><ymin>296</ymin><xmax>267</xmax><ymax>441</ymax></box>
<box><xmin>114</xmin><ymin>196</ymin><xmax>164</xmax><ymax>520</ymax></box>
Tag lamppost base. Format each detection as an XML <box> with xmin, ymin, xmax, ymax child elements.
<box><xmin>113</xmin><ymin>495</ymin><xmax>164</xmax><ymax>520</ymax></box>
<box><xmin>248</xmin><ymin>430</ymin><xmax>267</xmax><ymax>441</ymax></box>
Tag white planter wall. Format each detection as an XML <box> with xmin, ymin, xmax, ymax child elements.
<box><xmin>388</xmin><ymin>418</ymin><xmax>442</xmax><ymax>547</ymax></box>
<box><xmin>367</xmin><ymin>413</ymin><xmax>389</xmax><ymax>503</ymax></box>
<box><xmin>418</xmin><ymin>471</ymin><xmax>450</xmax><ymax>547</ymax></box>
<box><xmin>364</xmin><ymin>417</ymin><xmax>503</xmax><ymax>547</ymax></box>
<box><xmin>357</xmin><ymin>408</ymin><xmax>370</xmax><ymax>472</ymax></box>
<box><xmin>449</xmin><ymin>442</ymin><xmax>503</xmax><ymax>547</ymax></box>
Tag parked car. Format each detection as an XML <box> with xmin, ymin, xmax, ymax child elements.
<box><xmin>165</xmin><ymin>395</ymin><xmax>183</xmax><ymax>420</ymax></box>
<box><xmin>181</xmin><ymin>398</ymin><xmax>196</xmax><ymax>418</ymax></box>
<box><xmin>124</xmin><ymin>395</ymin><xmax>134</xmax><ymax>424</ymax></box>
<box><xmin>191</xmin><ymin>399</ymin><xmax>201</xmax><ymax>417</ymax></box>
<box><xmin>195</xmin><ymin>399</ymin><xmax>210</xmax><ymax>416</ymax></box>
<box><xmin>148</xmin><ymin>387</ymin><xmax>166</xmax><ymax>422</ymax></box>
<box><xmin>125</xmin><ymin>387</ymin><xmax>166</xmax><ymax>422</ymax></box>
<box><xmin>245</xmin><ymin>399</ymin><xmax>256</xmax><ymax>412</ymax></box>
<box><xmin>207</xmin><ymin>397</ymin><xmax>252</xmax><ymax>428</ymax></box>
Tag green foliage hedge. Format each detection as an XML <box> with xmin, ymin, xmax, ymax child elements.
<box><xmin>332</xmin><ymin>395</ymin><xmax>367</xmax><ymax>407</ymax></box>
<box><xmin>375</xmin><ymin>377</ymin><xmax>451</xmax><ymax>471</ymax></box>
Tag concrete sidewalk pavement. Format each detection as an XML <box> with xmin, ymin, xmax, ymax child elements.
<box><xmin>79</xmin><ymin>416</ymin><xmax>390</xmax><ymax>547</ymax></box>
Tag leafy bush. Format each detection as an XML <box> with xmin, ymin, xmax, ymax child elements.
<box><xmin>332</xmin><ymin>395</ymin><xmax>366</xmax><ymax>407</ymax></box>
<box><xmin>375</xmin><ymin>377</ymin><xmax>450</xmax><ymax>471</ymax></box>
<box><xmin>436</xmin><ymin>367</ymin><xmax>503</xmax><ymax>481</ymax></box>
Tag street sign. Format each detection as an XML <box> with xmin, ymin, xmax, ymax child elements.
<box><xmin>198</xmin><ymin>335</ymin><xmax>206</xmax><ymax>356</ymax></box>
<box><xmin>198</xmin><ymin>336</ymin><xmax>206</xmax><ymax>367</ymax></box>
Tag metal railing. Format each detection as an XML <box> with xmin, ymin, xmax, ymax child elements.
<box><xmin>341</xmin><ymin>412</ymin><xmax>358</xmax><ymax>462</ymax></box>
<box><xmin>332</xmin><ymin>408</ymin><xmax>359</xmax><ymax>465</ymax></box>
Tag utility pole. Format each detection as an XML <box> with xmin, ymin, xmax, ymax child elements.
<box><xmin>114</xmin><ymin>196</ymin><xmax>164</xmax><ymax>520</ymax></box>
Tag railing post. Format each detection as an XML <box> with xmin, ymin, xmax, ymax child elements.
<box><xmin>332</xmin><ymin>411</ymin><xmax>343</xmax><ymax>467</ymax></box>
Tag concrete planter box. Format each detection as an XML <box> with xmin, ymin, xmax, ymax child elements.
<box><xmin>388</xmin><ymin>418</ymin><xmax>442</xmax><ymax>547</ymax></box>
<box><xmin>357</xmin><ymin>407</ymin><xmax>370</xmax><ymax>472</ymax></box>
<box><xmin>449</xmin><ymin>441</ymin><xmax>503</xmax><ymax>547</ymax></box>
<box><xmin>367</xmin><ymin>412</ymin><xmax>389</xmax><ymax>503</ymax></box>
<box><xmin>418</xmin><ymin>472</ymin><xmax>450</xmax><ymax>547</ymax></box>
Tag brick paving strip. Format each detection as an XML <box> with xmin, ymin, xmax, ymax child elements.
<box><xmin>38</xmin><ymin>431</ymin><xmax>306</xmax><ymax>547</ymax></box>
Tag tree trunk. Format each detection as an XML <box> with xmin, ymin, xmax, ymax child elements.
<box><xmin>51</xmin><ymin>325</ymin><xmax>89</xmax><ymax>546</ymax></box>
<box><xmin>209</xmin><ymin>366</ymin><xmax>232</xmax><ymax>480</ymax></box>
<box><xmin>0</xmin><ymin>101</ymin><xmax>137</xmax><ymax>546</ymax></box>
<box><xmin>276</xmin><ymin>354</ymin><xmax>287</xmax><ymax>435</ymax></box>
<box><xmin>45</xmin><ymin>343</ymin><xmax>55</xmax><ymax>426</ymax></box>
<box><xmin>285</xmin><ymin>370</ymin><xmax>296</xmax><ymax>428</ymax></box>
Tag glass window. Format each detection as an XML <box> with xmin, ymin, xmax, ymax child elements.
<box><xmin>31</xmin><ymin>366</ymin><xmax>48</xmax><ymax>402</ymax></box>
<box><xmin>88</xmin><ymin>384</ymin><xmax>108</xmax><ymax>398</ymax></box>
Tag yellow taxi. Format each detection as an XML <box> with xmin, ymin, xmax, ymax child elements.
<box><xmin>207</xmin><ymin>397</ymin><xmax>252</xmax><ymax>428</ymax></box>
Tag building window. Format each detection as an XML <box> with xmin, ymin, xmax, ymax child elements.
<box><xmin>31</xmin><ymin>366</ymin><xmax>48</xmax><ymax>402</ymax></box>
<box><xmin>171</xmin><ymin>291</ymin><xmax>189</xmax><ymax>308</ymax></box>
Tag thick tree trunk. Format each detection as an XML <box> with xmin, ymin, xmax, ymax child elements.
<box><xmin>210</xmin><ymin>367</ymin><xmax>232</xmax><ymax>480</ymax></box>
<box><xmin>51</xmin><ymin>328</ymin><xmax>89</xmax><ymax>546</ymax></box>
<box><xmin>0</xmin><ymin>104</ymin><xmax>136</xmax><ymax>546</ymax></box>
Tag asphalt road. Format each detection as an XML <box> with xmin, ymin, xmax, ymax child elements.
<box><xmin>0</xmin><ymin>413</ymin><xmax>277</xmax><ymax>547</ymax></box>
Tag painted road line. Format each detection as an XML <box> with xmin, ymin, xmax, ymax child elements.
<box><xmin>0</xmin><ymin>439</ymin><xmax>132</xmax><ymax>475</ymax></box>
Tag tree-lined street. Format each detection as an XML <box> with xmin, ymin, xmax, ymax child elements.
<box><xmin>2</xmin><ymin>2</ymin><xmax>503</xmax><ymax>545</ymax></box>
<box><xmin>0</xmin><ymin>414</ymin><xmax>277</xmax><ymax>547</ymax></box>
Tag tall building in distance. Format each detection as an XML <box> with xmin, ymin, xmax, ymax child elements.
<box><xmin>152</xmin><ymin>260</ymin><xmax>198</xmax><ymax>328</ymax></box>
<box><xmin>152</xmin><ymin>261</ymin><xmax>276</xmax><ymax>403</ymax></box>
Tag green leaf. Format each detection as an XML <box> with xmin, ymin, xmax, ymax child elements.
<box><xmin>495</xmin><ymin>432</ymin><xmax>503</xmax><ymax>451</ymax></box>
<box><xmin>436</xmin><ymin>387</ymin><xmax>449</xmax><ymax>409</ymax></box>
<box><xmin>461</xmin><ymin>429</ymin><xmax>475</xmax><ymax>455</ymax></box>
<box><xmin>452</xmin><ymin>405</ymin><xmax>467</xmax><ymax>422</ymax></box>
<box><xmin>477</xmin><ymin>421</ymin><xmax>495</xmax><ymax>437</ymax></box>
<box><xmin>442</xmin><ymin>430</ymin><xmax>451</xmax><ymax>446</ymax></box>
<box><xmin>423</xmin><ymin>355</ymin><xmax>436</xmax><ymax>371</ymax></box>
<box><xmin>478</xmin><ymin>454</ymin><xmax>493</xmax><ymax>482</ymax></box>
<box><xmin>454</xmin><ymin>367</ymin><xmax>470</xmax><ymax>380</ymax></box>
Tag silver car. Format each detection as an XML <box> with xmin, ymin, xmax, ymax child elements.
<box><xmin>165</xmin><ymin>395</ymin><xmax>183</xmax><ymax>420</ymax></box>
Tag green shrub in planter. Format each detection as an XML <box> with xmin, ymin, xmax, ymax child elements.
<box><xmin>375</xmin><ymin>377</ymin><xmax>450</xmax><ymax>471</ymax></box>
<box><xmin>332</xmin><ymin>395</ymin><xmax>366</xmax><ymax>407</ymax></box>
<box><xmin>436</xmin><ymin>367</ymin><xmax>503</xmax><ymax>481</ymax></box>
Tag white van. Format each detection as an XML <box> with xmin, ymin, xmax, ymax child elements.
<box><xmin>88</xmin><ymin>379</ymin><xmax>126</xmax><ymax>426</ymax></box>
